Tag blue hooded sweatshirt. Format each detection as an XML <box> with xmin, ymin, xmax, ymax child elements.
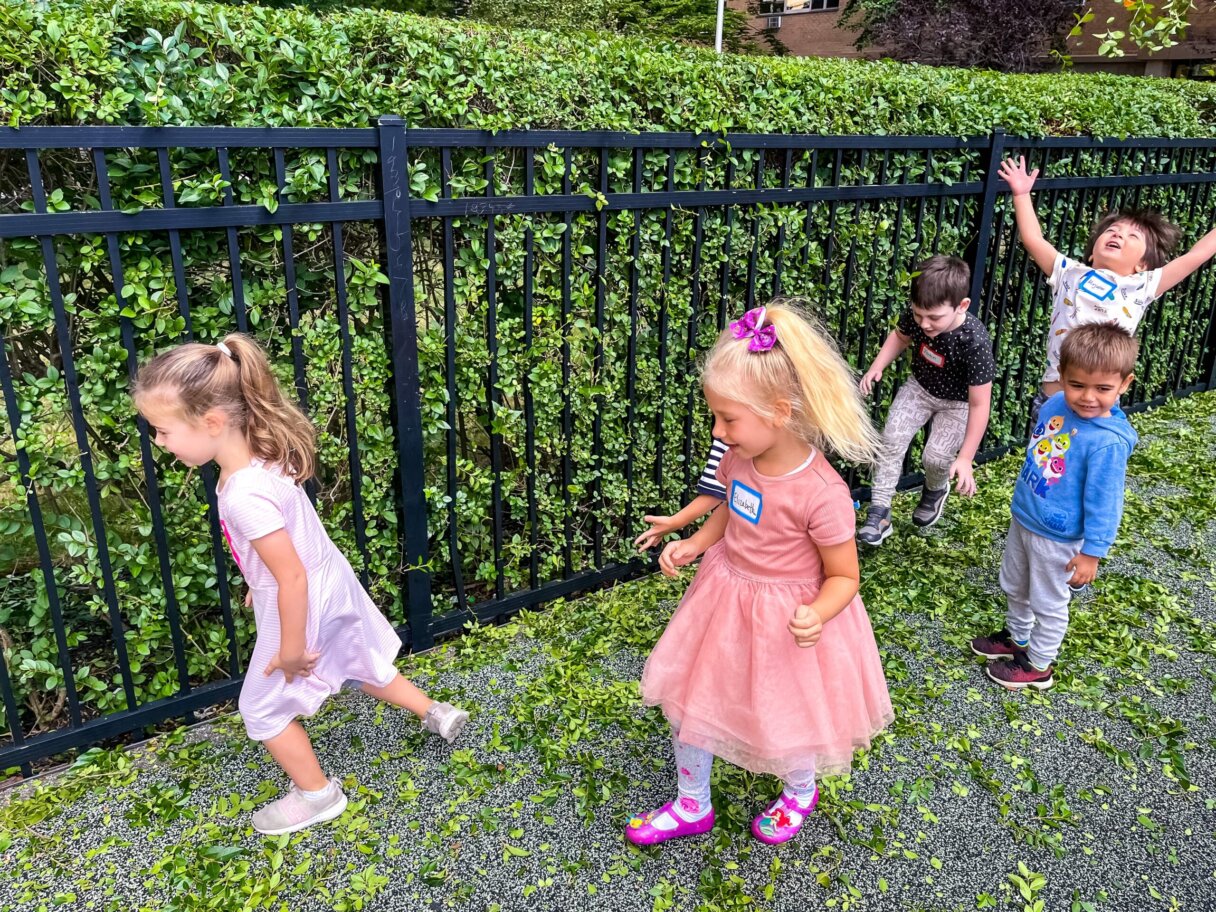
<box><xmin>1011</xmin><ymin>392</ymin><xmax>1138</xmax><ymax>558</ymax></box>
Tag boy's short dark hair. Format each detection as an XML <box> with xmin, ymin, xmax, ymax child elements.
<box><xmin>1084</xmin><ymin>209</ymin><xmax>1183</xmax><ymax>270</ymax></box>
<box><xmin>911</xmin><ymin>255</ymin><xmax>970</xmax><ymax>309</ymax></box>
<box><xmin>1058</xmin><ymin>322</ymin><xmax>1139</xmax><ymax>379</ymax></box>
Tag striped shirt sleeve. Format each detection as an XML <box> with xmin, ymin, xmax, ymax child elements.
<box><xmin>696</xmin><ymin>438</ymin><xmax>730</xmax><ymax>499</ymax></box>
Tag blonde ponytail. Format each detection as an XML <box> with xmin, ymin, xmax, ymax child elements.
<box><xmin>703</xmin><ymin>299</ymin><xmax>881</xmax><ymax>466</ymax></box>
<box><xmin>133</xmin><ymin>333</ymin><xmax>317</xmax><ymax>482</ymax></box>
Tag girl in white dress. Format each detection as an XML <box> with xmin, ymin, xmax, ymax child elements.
<box><xmin>135</xmin><ymin>334</ymin><xmax>468</xmax><ymax>835</ymax></box>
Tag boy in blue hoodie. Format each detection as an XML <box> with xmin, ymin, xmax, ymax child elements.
<box><xmin>970</xmin><ymin>323</ymin><xmax>1139</xmax><ymax>690</ymax></box>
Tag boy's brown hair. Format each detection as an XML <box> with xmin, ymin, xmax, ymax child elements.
<box><xmin>1083</xmin><ymin>209</ymin><xmax>1183</xmax><ymax>270</ymax></box>
<box><xmin>1058</xmin><ymin>322</ymin><xmax>1139</xmax><ymax>379</ymax></box>
<box><xmin>911</xmin><ymin>255</ymin><xmax>971</xmax><ymax>310</ymax></box>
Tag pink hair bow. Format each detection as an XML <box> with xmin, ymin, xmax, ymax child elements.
<box><xmin>730</xmin><ymin>306</ymin><xmax>777</xmax><ymax>352</ymax></box>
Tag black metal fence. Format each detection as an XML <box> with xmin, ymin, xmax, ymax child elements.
<box><xmin>2</xmin><ymin>119</ymin><xmax>1215</xmax><ymax>774</ymax></box>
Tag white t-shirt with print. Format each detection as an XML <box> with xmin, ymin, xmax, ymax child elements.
<box><xmin>1042</xmin><ymin>253</ymin><xmax>1162</xmax><ymax>382</ymax></box>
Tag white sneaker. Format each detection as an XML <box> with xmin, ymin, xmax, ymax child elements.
<box><xmin>251</xmin><ymin>777</ymin><xmax>347</xmax><ymax>836</ymax></box>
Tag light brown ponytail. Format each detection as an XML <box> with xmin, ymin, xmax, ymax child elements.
<box><xmin>133</xmin><ymin>333</ymin><xmax>317</xmax><ymax>482</ymax></box>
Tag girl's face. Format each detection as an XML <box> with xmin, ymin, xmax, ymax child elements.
<box><xmin>705</xmin><ymin>387</ymin><xmax>785</xmax><ymax>461</ymax></box>
<box><xmin>140</xmin><ymin>397</ymin><xmax>224</xmax><ymax>467</ymax></box>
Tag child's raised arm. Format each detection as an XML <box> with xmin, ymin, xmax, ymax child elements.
<box><xmin>1157</xmin><ymin>224</ymin><xmax>1216</xmax><ymax>296</ymax></box>
<box><xmin>999</xmin><ymin>156</ymin><xmax>1059</xmax><ymax>277</ymax></box>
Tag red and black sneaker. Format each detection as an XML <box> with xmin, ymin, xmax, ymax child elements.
<box><xmin>986</xmin><ymin>653</ymin><xmax>1054</xmax><ymax>690</ymax></box>
<box><xmin>969</xmin><ymin>628</ymin><xmax>1026</xmax><ymax>661</ymax></box>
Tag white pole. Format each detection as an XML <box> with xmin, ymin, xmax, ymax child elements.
<box><xmin>715</xmin><ymin>0</ymin><xmax>725</xmax><ymax>53</ymax></box>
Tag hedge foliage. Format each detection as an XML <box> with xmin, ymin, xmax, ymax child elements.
<box><xmin>2</xmin><ymin>0</ymin><xmax>1216</xmax><ymax>744</ymax></box>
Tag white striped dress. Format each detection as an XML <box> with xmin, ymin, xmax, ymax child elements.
<box><xmin>218</xmin><ymin>461</ymin><xmax>402</xmax><ymax>742</ymax></box>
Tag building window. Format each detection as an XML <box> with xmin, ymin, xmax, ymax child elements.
<box><xmin>758</xmin><ymin>0</ymin><xmax>840</xmax><ymax>13</ymax></box>
<box><xmin>766</xmin><ymin>15</ymin><xmax>782</xmax><ymax>28</ymax></box>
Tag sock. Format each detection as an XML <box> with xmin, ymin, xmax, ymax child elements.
<box><xmin>781</xmin><ymin>768</ymin><xmax>817</xmax><ymax>806</ymax></box>
<box><xmin>300</xmin><ymin>781</ymin><xmax>333</xmax><ymax>801</ymax></box>
<box><xmin>672</xmin><ymin>734</ymin><xmax>713</xmax><ymax>822</ymax></box>
<box><xmin>1013</xmin><ymin>636</ymin><xmax>1030</xmax><ymax>647</ymax></box>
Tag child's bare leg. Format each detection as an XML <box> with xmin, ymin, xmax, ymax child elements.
<box><xmin>263</xmin><ymin>721</ymin><xmax>329</xmax><ymax>791</ymax></box>
<box><xmin>361</xmin><ymin>673</ymin><xmax>432</xmax><ymax>717</ymax></box>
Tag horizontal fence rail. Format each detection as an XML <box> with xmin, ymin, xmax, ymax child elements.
<box><xmin>1</xmin><ymin>121</ymin><xmax>1215</xmax><ymax>773</ymax></box>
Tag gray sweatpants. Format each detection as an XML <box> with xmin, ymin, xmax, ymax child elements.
<box><xmin>871</xmin><ymin>377</ymin><xmax>970</xmax><ymax>508</ymax></box>
<box><xmin>999</xmin><ymin>519</ymin><xmax>1081</xmax><ymax>668</ymax></box>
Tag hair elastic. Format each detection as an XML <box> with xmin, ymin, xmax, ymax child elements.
<box><xmin>216</xmin><ymin>341</ymin><xmax>234</xmax><ymax>360</ymax></box>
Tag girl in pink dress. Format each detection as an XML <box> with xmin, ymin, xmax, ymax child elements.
<box><xmin>134</xmin><ymin>334</ymin><xmax>468</xmax><ymax>836</ymax></box>
<box><xmin>626</xmin><ymin>302</ymin><xmax>894</xmax><ymax>846</ymax></box>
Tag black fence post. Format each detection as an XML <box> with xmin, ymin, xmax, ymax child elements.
<box><xmin>376</xmin><ymin>115</ymin><xmax>435</xmax><ymax>651</ymax></box>
<box><xmin>968</xmin><ymin>128</ymin><xmax>1007</xmax><ymax>309</ymax></box>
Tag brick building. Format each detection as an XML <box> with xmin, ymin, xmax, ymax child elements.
<box><xmin>736</xmin><ymin>0</ymin><xmax>1216</xmax><ymax>77</ymax></box>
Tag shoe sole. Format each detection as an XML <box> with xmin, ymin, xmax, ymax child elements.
<box><xmin>911</xmin><ymin>489</ymin><xmax>949</xmax><ymax>528</ymax></box>
<box><xmin>970</xmin><ymin>644</ymin><xmax>1021</xmax><ymax>660</ymax></box>
<box><xmin>253</xmin><ymin>791</ymin><xmax>349</xmax><ymax>836</ymax></box>
<box><xmin>985</xmin><ymin>665</ymin><xmax>1053</xmax><ymax>691</ymax></box>
<box><xmin>858</xmin><ymin>524</ymin><xmax>893</xmax><ymax>547</ymax></box>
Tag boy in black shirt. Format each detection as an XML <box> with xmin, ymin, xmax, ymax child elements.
<box><xmin>858</xmin><ymin>256</ymin><xmax>995</xmax><ymax>545</ymax></box>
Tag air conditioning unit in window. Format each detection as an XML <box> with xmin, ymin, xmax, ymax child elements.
<box><xmin>766</xmin><ymin>15</ymin><xmax>782</xmax><ymax>28</ymax></box>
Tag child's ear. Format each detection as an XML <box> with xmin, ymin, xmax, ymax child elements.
<box><xmin>771</xmin><ymin>398</ymin><xmax>794</xmax><ymax>426</ymax></box>
<box><xmin>1118</xmin><ymin>373</ymin><xmax>1135</xmax><ymax>395</ymax></box>
<box><xmin>957</xmin><ymin>297</ymin><xmax>972</xmax><ymax>312</ymax></box>
<box><xmin>202</xmin><ymin>408</ymin><xmax>228</xmax><ymax>436</ymax></box>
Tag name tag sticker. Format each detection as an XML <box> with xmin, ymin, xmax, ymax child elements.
<box><xmin>919</xmin><ymin>343</ymin><xmax>945</xmax><ymax>368</ymax></box>
<box><xmin>1078</xmin><ymin>270</ymin><xmax>1117</xmax><ymax>302</ymax></box>
<box><xmin>730</xmin><ymin>480</ymin><xmax>763</xmax><ymax>524</ymax></box>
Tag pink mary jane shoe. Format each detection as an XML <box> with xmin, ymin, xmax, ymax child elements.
<box><xmin>751</xmin><ymin>787</ymin><xmax>819</xmax><ymax>845</ymax></box>
<box><xmin>624</xmin><ymin>799</ymin><xmax>715</xmax><ymax>846</ymax></box>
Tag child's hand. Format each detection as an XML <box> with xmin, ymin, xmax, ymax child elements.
<box><xmin>244</xmin><ymin>589</ymin><xmax>253</xmax><ymax>608</ymax></box>
<box><xmin>634</xmin><ymin>514</ymin><xmax>678</xmax><ymax>551</ymax></box>
<box><xmin>658</xmin><ymin>540</ymin><xmax>698</xmax><ymax>577</ymax></box>
<box><xmin>265</xmin><ymin>650</ymin><xmax>321</xmax><ymax>684</ymax></box>
<box><xmin>788</xmin><ymin>604</ymin><xmax>824</xmax><ymax>648</ymax></box>
<box><xmin>859</xmin><ymin>367</ymin><xmax>883</xmax><ymax>397</ymax></box>
<box><xmin>1066</xmin><ymin>553</ymin><xmax>1099</xmax><ymax>587</ymax></box>
<box><xmin>949</xmin><ymin>458</ymin><xmax>977</xmax><ymax>497</ymax></box>
<box><xmin>998</xmin><ymin>156</ymin><xmax>1039</xmax><ymax>197</ymax></box>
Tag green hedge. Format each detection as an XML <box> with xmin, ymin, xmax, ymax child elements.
<box><xmin>3</xmin><ymin>0</ymin><xmax>1216</xmax><ymax>743</ymax></box>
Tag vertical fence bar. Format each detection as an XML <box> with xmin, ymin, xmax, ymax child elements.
<box><xmin>969</xmin><ymin>129</ymin><xmax>1006</xmax><ymax>309</ymax></box>
<box><xmin>157</xmin><ymin>148</ymin><xmax>194</xmax><ymax>338</ymax></box>
<box><xmin>625</xmin><ymin>147</ymin><xmax>643</xmax><ymax>540</ymax></box>
<box><xmin>217</xmin><ymin>147</ymin><xmax>249</xmax><ymax>333</ymax></box>
<box><xmin>440</xmin><ymin>147</ymin><xmax>470</xmax><ymax>613</ymax></box>
<box><xmin>522</xmin><ymin>151</ymin><xmax>540</xmax><ymax>590</ymax></box>
<box><xmin>273</xmin><ymin>148</ymin><xmax>311</xmax><ymax>413</ymax></box>
<box><xmin>560</xmin><ymin>146</ymin><xmax>575</xmax><ymax>577</ymax></box>
<box><xmin>591</xmin><ymin>148</ymin><xmax>609</xmax><ymax>568</ymax></box>
<box><xmin>26</xmin><ymin>150</ymin><xmax>138</xmax><ymax>713</ymax></box>
<box><xmin>376</xmin><ymin>115</ymin><xmax>433</xmax><ymax>649</ymax></box>
<box><xmin>325</xmin><ymin>147</ymin><xmax>371</xmax><ymax>591</ymax></box>
<box><xmin>483</xmin><ymin>148</ymin><xmax>506</xmax><ymax>602</ymax></box>
<box><xmin>684</xmin><ymin>146</ymin><xmax>709</xmax><ymax>496</ymax></box>
<box><xmin>0</xmin><ymin>322</ymin><xmax>82</xmax><ymax>729</ymax></box>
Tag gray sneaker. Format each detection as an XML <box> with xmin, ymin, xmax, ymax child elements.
<box><xmin>422</xmin><ymin>701</ymin><xmax>469</xmax><ymax>743</ymax></box>
<box><xmin>911</xmin><ymin>486</ymin><xmax>949</xmax><ymax>528</ymax></box>
<box><xmin>857</xmin><ymin>505</ymin><xmax>893</xmax><ymax>546</ymax></box>
<box><xmin>251</xmin><ymin>777</ymin><xmax>347</xmax><ymax>836</ymax></box>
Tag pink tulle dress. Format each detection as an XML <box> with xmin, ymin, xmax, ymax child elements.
<box><xmin>218</xmin><ymin>461</ymin><xmax>402</xmax><ymax>742</ymax></box>
<box><xmin>640</xmin><ymin>448</ymin><xmax>893</xmax><ymax>779</ymax></box>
